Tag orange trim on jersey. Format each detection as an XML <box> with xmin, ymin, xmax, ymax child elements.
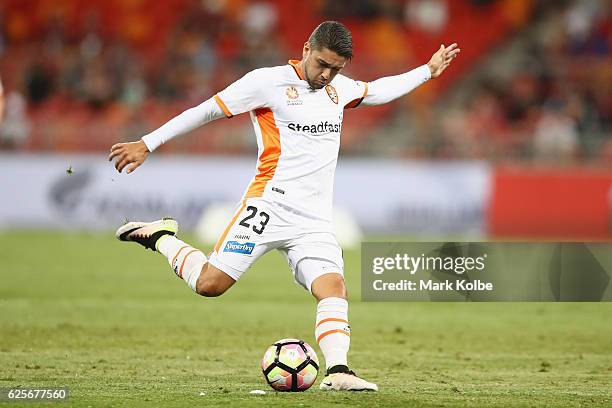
<box><xmin>244</xmin><ymin>108</ymin><xmax>281</xmax><ymax>198</ymax></box>
<box><xmin>315</xmin><ymin>318</ymin><xmax>349</xmax><ymax>329</ymax></box>
<box><xmin>172</xmin><ymin>245</ymin><xmax>190</xmax><ymax>267</ymax></box>
<box><xmin>361</xmin><ymin>82</ymin><xmax>369</xmax><ymax>98</ymax></box>
<box><xmin>178</xmin><ymin>249</ymin><xmax>199</xmax><ymax>278</ymax></box>
<box><xmin>214</xmin><ymin>200</ymin><xmax>247</xmax><ymax>253</ymax></box>
<box><xmin>344</xmin><ymin>82</ymin><xmax>369</xmax><ymax>109</ymax></box>
<box><xmin>317</xmin><ymin>329</ymin><xmax>350</xmax><ymax>344</ymax></box>
<box><xmin>288</xmin><ymin>60</ymin><xmax>305</xmax><ymax>80</ymax></box>
<box><xmin>214</xmin><ymin>94</ymin><xmax>233</xmax><ymax>118</ymax></box>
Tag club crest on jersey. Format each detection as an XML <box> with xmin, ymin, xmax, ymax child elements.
<box><xmin>325</xmin><ymin>85</ymin><xmax>338</xmax><ymax>104</ymax></box>
<box><xmin>285</xmin><ymin>86</ymin><xmax>302</xmax><ymax>106</ymax></box>
<box><xmin>286</xmin><ymin>86</ymin><xmax>299</xmax><ymax>99</ymax></box>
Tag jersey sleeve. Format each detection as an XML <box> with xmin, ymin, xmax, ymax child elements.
<box><xmin>214</xmin><ymin>69</ymin><xmax>270</xmax><ymax>118</ymax></box>
<box><xmin>362</xmin><ymin>65</ymin><xmax>430</xmax><ymax>106</ymax></box>
<box><xmin>141</xmin><ymin>97</ymin><xmax>225</xmax><ymax>152</ymax></box>
<box><xmin>336</xmin><ymin>75</ymin><xmax>369</xmax><ymax>109</ymax></box>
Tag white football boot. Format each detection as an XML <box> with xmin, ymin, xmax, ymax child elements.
<box><xmin>319</xmin><ymin>367</ymin><xmax>378</xmax><ymax>391</ymax></box>
<box><xmin>115</xmin><ymin>218</ymin><xmax>178</xmax><ymax>251</ymax></box>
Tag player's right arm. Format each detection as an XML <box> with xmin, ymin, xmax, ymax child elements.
<box><xmin>109</xmin><ymin>69</ymin><xmax>268</xmax><ymax>173</ymax></box>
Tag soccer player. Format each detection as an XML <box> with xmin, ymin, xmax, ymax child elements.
<box><xmin>109</xmin><ymin>21</ymin><xmax>459</xmax><ymax>391</ymax></box>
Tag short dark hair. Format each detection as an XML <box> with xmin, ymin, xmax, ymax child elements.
<box><xmin>308</xmin><ymin>21</ymin><xmax>353</xmax><ymax>59</ymax></box>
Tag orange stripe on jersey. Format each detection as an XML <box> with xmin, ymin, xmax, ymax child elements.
<box><xmin>288</xmin><ymin>59</ymin><xmax>305</xmax><ymax>80</ymax></box>
<box><xmin>214</xmin><ymin>94</ymin><xmax>233</xmax><ymax>118</ymax></box>
<box><xmin>315</xmin><ymin>318</ymin><xmax>349</xmax><ymax>329</ymax></box>
<box><xmin>361</xmin><ymin>82</ymin><xmax>369</xmax><ymax>98</ymax></box>
<box><xmin>214</xmin><ymin>200</ymin><xmax>247</xmax><ymax>253</ymax></box>
<box><xmin>317</xmin><ymin>329</ymin><xmax>350</xmax><ymax>344</ymax></box>
<box><xmin>244</xmin><ymin>108</ymin><xmax>281</xmax><ymax>198</ymax></box>
<box><xmin>344</xmin><ymin>82</ymin><xmax>369</xmax><ymax>109</ymax></box>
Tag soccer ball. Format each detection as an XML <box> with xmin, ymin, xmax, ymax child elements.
<box><xmin>261</xmin><ymin>338</ymin><xmax>319</xmax><ymax>391</ymax></box>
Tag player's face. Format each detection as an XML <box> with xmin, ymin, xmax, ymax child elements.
<box><xmin>301</xmin><ymin>43</ymin><xmax>347</xmax><ymax>90</ymax></box>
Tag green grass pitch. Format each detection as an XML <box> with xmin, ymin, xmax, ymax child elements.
<box><xmin>1</xmin><ymin>231</ymin><xmax>611</xmax><ymax>407</ymax></box>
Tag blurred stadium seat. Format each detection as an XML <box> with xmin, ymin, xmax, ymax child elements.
<box><xmin>5</xmin><ymin>0</ymin><xmax>605</xmax><ymax>161</ymax></box>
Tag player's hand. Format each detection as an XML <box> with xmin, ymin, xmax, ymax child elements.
<box><xmin>427</xmin><ymin>43</ymin><xmax>460</xmax><ymax>79</ymax></box>
<box><xmin>108</xmin><ymin>140</ymin><xmax>150</xmax><ymax>173</ymax></box>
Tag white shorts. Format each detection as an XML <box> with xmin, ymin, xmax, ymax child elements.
<box><xmin>208</xmin><ymin>198</ymin><xmax>344</xmax><ymax>292</ymax></box>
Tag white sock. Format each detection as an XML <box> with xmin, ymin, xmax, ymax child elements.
<box><xmin>315</xmin><ymin>297</ymin><xmax>350</xmax><ymax>370</ymax></box>
<box><xmin>156</xmin><ymin>235</ymin><xmax>206</xmax><ymax>292</ymax></box>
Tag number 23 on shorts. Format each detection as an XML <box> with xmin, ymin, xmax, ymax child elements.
<box><xmin>238</xmin><ymin>205</ymin><xmax>270</xmax><ymax>235</ymax></box>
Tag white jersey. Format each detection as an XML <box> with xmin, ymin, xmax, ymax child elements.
<box><xmin>142</xmin><ymin>60</ymin><xmax>430</xmax><ymax>220</ymax></box>
<box><xmin>214</xmin><ymin>60</ymin><xmax>368</xmax><ymax>221</ymax></box>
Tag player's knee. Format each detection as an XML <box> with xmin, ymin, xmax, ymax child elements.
<box><xmin>311</xmin><ymin>273</ymin><xmax>347</xmax><ymax>301</ymax></box>
<box><xmin>195</xmin><ymin>264</ymin><xmax>236</xmax><ymax>297</ymax></box>
<box><xmin>195</xmin><ymin>277</ymin><xmax>227</xmax><ymax>297</ymax></box>
<box><xmin>329</xmin><ymin>275</ymin><xmax>347</xmax><ymax>298</ymax></box>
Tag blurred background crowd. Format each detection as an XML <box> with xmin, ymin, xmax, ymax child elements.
<box><xmin>0</xmin><ymin>0</ymin><xmax>609</xmax><ymax>164</ymax></box>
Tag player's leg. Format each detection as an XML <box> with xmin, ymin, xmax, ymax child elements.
<box><xmin>194</xmin><ymin>263</ymin><xmax>236</xmax><ymax>297</ymax></box>
<box><xmin>115</xmin><ymin>218</ymin><xmax>236</xmax><ymax>296</ymax></box>
<box><xmin>283</xmin><ymin>235</ymin><xmax>378</xmax><ymax>391</ymax></box>
<box><xmin>116</xmin><ymin>199</ymin><xmax>279</xmax><ymax>296</ymax></box>
<box><xmin>156</xmin><ymin>234</ymin><xmax>236</xmax><ymax>297</ymax></box>
<box><xmin>310</xmin><ymin>268</ymin><xmax>376</xmax><ymax>391</ymax></box>
<box><xmin>309</xmin><ymin>268</ymin><xmax>352</xmax><ymax>371</ymax></box>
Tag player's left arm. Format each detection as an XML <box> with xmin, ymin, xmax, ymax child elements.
<box><xmin>361</xmin><ymin>43</ymin><xmax>460</xmax><ymax>106</ymax></box>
